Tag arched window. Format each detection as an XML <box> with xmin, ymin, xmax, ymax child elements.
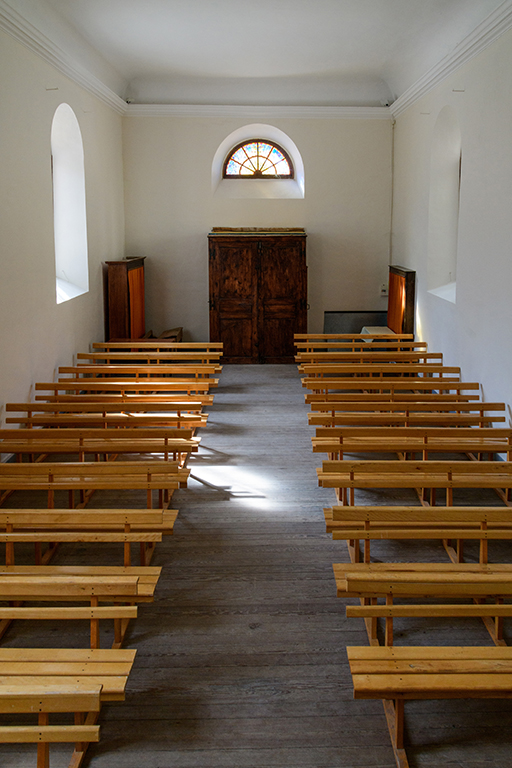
<box><xmin>51</xmin><ymin>103</ymin><xmax>89</xmax><ymax>304</ymax></box>
<box><xmin>427</xmin><ymin>106</ymin><xmax>461</xmax><ymax>303</ymax></box>
<box><xmin>212</xmin><ymin>125</ymin><xmax>304</xmax><ymax>199</ymax></box>
<box><xmin>223</xmin><ymin>140</ymin><xmax>294</xmax><ymax>179</ymax></box>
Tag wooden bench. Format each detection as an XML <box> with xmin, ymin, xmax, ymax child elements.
<box><xmin>300</xmin><ymin>363</ymin><xmax>461</xmax><ymax>379</ymax></box>
<box><xmin>309</xmin><ymin>398</ymin><xmax>502</xmax><ymax>416</ymax></box>
<box><xmin>0</xmin><ymin>427</ymin><xmax>200</xmax><ymax>466</ymax></box>
<box><xmin>0</xmin><ymin>646</ymin><xmax>136</xmax><ymax>768</ymax></box>
<box><xmin>326</xmin><ymin>504</ymin><xmax>512</xmax><ymax>564</ymax></box>
<box><xmin>61</xmin><ymin>363</ymin><xmax>221</xmax><ymax>378</ymax></box>
<box><xmin>296</xmin><ymin>351</ymin><xmax>443</xmax><ymax>365</ymax></box>
<box><xmin>334</xmin><ymin>562</ymin><xmax>512</xmax><ymax>647</ymax></box>
<box><xmin>36</xmin><ymin>391</ymin><xmax>215</xmax><ymax>405</ymax></box>
<box><xmin>93</xmin><ymin>340</ymin><xmax>223</xmax><ymax>352</ymax></box>
<box><xmin>14</xmin><ymin>400</ymin><xmax>206</xmax><ymax>415</ymax></box>
<box><xmin>5</xmin><ymin>411</ymin><xmax>207</xmax><ymax>431</ymax></box>
<box><xmin>303</xmin><ymin>377</ymin><xmax>476</xmax><ymax>396</ymax></box>
<box><xmin>0</xmin><ymin>508</ymin><xmax>177</xmax><ymax>565</ymax></box>
<box><xmin>308</xmin><ymin>401</ymin><xmax>506</xmax><ymax>428</ymax></box>
<box><xmin>0</xmin><ymin>461</ymin><xmax>189</xmax><ymax>510</ymax></box>
<box><xmin>309</xmin><ymin>411</ymin><xmax>505</xmax><ymax>429</ymax></box>
<box><xmin>0</xmin><ymin>572</ymin><xmax>148</xmax><ymax>649</ymax></box>
<box><xmin>306</xmin><ymin>390</ymin><xmax>480</xmax><ymax>404</ymax></box>
<box><xmin>76</xmin><ymin>350</ymin><xmax>223</xmax><ymax>366</ymax></box>
<box><xmin>317</xmin><ymin>459</ymin><xmax>512</xmax><ymax>507</ymax></box>
<box><xmin>35</xmin><ymin>380</ymin><xmax>215</xmax><ymax>397</ymax></box>
<box><xmin>347</xmin><ymin>645</ymin><xmax>512</xmax><ymax>768</ymax></box>
<box><xmin>294</xmin><ymin>333</ymin><xmax>414</xmax><ymax>342</ymax></box>
<box><xmin>295</xmin><ymin>340</ymin><xmax>428</xmax><ymax>353</ymax></box>
<box><xmin>313</xmin><ymin>426</ymin><xmax>512</xmax><ymax>461</ymax></box>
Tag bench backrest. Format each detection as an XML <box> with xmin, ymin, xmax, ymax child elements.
<box><xmin>301</xmin><ymin>363</ymin><xmax>460</xmax><ymax>377</ymax></box>
<box><xmin>35</xmin><ymin>380</ymin><xmax>214</xmax><ymax>393</ymax></box>
<box><xmin>0</xmin><ymin>427</ymin><xmax>196</xmax><ymax>440</ymax></box>
<box><xmin>6</xmin><ymin>401</ymin><xmax>204</xmax><ymax>414</ymax></box>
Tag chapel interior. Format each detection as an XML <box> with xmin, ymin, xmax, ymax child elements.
<box><xmin>1</xmin><ymin>2</ymin><xmax>512</xmax><ymax>766</ymax></box>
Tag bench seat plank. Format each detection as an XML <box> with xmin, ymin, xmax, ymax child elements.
<box><xmin>0</xmin><ymin>724</ymin><xmax>100</xmax><ymax>743</ymax></box>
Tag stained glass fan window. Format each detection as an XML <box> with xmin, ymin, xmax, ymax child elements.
<box><xmin>223</xmin><ymin>140</ymin><xmax>293</xmax><ymax>178</ymax></box>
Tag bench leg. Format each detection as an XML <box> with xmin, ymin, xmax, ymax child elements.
<box><xmin>124</xmin><ymin>541</ymin><xmax>131</xmax><ymax>567</ymax></box>
<box><xmin>363</xmin><ymin>597</ymin><xmax>379</xmax><ymax>646</ymax></box>
<box><xmin>113</xmin><ymin>615</ymin><xmax>131</xmax><ymax>649</ymax></box>
<box><xmin>70</xmin><ymin>710</ymin><xmax>98</xmax><ymax>768</ymax></box>
<box><xmin>5</xmin><ymin>523</ymin><xmax>14</xmax><ymax>565</ymax></box>
<box><xmin>394</xmin><ymin>698</ymin><xmax>404</xmax><ymax>749</ymax></box>
<box><xmin>385</xmin><ymin>595</ymin><xmax>394</xmax><ymax>646</ymax></box>
<box><xmin>382</xmin><ymin>699</ymin><xmax>410</xmax><ymax>768</ymax></box>
<box><xmin>496</xmin><ymin>597</ymin><xmax>504</xmax><ymax>643</ymax></box>
<box><xmin>37</xmin><ymin>713</ymin><xmax>50</xmax><ymax>768</ymax></box>
<box><xmin>90</xmin><ymin>597</ymin><xmax>99</xmax><ymax>649</ymax></box>
<box><xmin>479</xmin><ymin>531</ymin><xmax>488</xmax><ymax>565</ymax></box>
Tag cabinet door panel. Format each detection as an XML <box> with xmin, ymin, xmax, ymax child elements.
<box><xmin>258</xmin><ymin>237</ymin><xmax>307</xmax><ymax>362</ymax></box>
<box><xmin>209</xmin><ymin>239</ymin><xmax>257</xmax><ymax>362</ymax></box>
<box><xmin>220</xmin><ymin>318</ymin><xmax>254</xmax><ymax>359</ymax></box>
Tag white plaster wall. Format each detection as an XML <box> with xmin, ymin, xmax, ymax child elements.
<box><xmin>123</xmin><ymin>116</ymin><xmax>392</xmax><ymax>339</ymax></box>
<box><xmin>0</xmin><ymin>30</ymin><xmax>125</xmax><ymax>422</ymax></box>
<box><xmin>392</xmin><ymin>28</ymin><xmax>512</xmax><ymax>408</ymax></box>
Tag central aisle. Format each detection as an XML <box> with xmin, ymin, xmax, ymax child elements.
<box><xmin>98</xmin><ymin>364</ymin><xmax>395</xmax><ymax>767</ymax></box>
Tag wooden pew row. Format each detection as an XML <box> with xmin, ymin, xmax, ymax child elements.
<box><xmin>61</xmin><ymin>363</ymin><xmax>220</xmax><ymax>378</ymax></box>
<box><xmin>0</xmin><ymin>570</ymin><xmax>160</xmax><ymax>648</ymax></box>
<box><xmin>301</xmin><ymin>363</ymin><xmax>461</xmax><ymax>379</ymax></box>
<box><xmin>334</xmin><ymin>562</ymin><xmax>512</xmax><ymax>647</ymax></box>
<box><xmin>93</xmin><ymin>340</ymin><xmax>223</xmax><ymax>352</ymax></box>
<box><xmin>308</xmin><ymin>399</ymin><xmax>502</xmax><ymax>416</ymax></box>
<box><xmin>294</xmin><ymin>333</ymin><xmax>414</xmax><ymax>342</ymax></box>
<box><xmin>296</xmin><ymin>351</ymin><xmax>443</xmax><ymax>365</ymax></box>
<box><xmin>0</xmin><ymin>647</ymin><xmax>136</xmax><ymax>768</ymax></box>
<box><xmin>346</xmin><ymin>645</ymin><xmax>512</xmax><ymax>768</ymax></box>
<box><xmin>0</xmin><ymin>427</ymin><xmax>200</xmax><ymax>467</ymax></box>
<box><xmin>6</xmin><ymin>400</ymin><xmax>205</xmax><ymax>415</ymax></box>
<box><xmin>5</xmin><ymin>412</ymin><xmax>207</xmax><ymax>431</ymax></box>
<box><xmin>325</xmin><ymin>505</ymin><xmax>512</xmax><ymax>565</ymax></box>
<box><xmin>35</xmin><ymin>380</ymin><xmax>215</xmax><ymax>397</ymax></box>
<box><xmin>0</xmin><ymin>461</ymin><xmax>189</xmax><ymax>510</ymax></box>
<box><xmin>308</xmin><ymin>402</ymin><xmax>506</xmax><ymax>428</ymax></box>
<box><xmin>36</xmin><ymin>392</ymin><xmax>215</xmax><ymax>405</ymax></box>
<box><xmin>5</xmin><ymin>401</ymin><xmax>207</xmax><ymax>433</ymax></box>
<box><xmin>303</xmin><ymin>378</ymin><xmax>476</xmax><ymax>396</ymax></box>
<box><xmin>295</xmin><ymin>340</ymin><xmax>428</xmax><ymax>352</ymax></box>
<box><xmin>0</xmin><ymin>508</ymin><xmax>177</xmax><ymax>566</ymax></box>
<box><xmin>76</xmin><ymin>351</ymin><xmax>223</xmax><ymax>366</ymax></box>
<box><xmin>309</xmin><ymin>413</ymin><xmax>506</xmax><ymax>429</ymax></box>
<box><xmin>306</xmin><ymin>389</ymin><xmax>481</xmax><ymax>404</ymax></box>
<box><xmin>312</xmin><ymin>426</ymin><xmax>512</xmax><ymax>462</ymax></box>
<box><xmin>317</xmin><ymin>459</ymin><xmax>512</xmax><ymax>507</ymax></box>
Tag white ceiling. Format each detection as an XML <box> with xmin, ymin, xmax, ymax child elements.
<box><xmin>4</xmin><ymin>0</ymin><xmax>510</xmax><ymax>106</ymax></box>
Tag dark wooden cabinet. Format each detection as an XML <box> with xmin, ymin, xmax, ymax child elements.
<box><xmin>208</xmin><ymin>229</ymin><xmax>307</xmax><ymax>363</ymax></box>
<box><xmin>104</xmin><ymin>257</ymin><xmax>146</xmax><ymax>340</ymax></box>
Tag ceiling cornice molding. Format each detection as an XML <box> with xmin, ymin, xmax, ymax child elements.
<box><xmin>2</xmin><ymin>0</ymin><xmax>511</xmax><ymax>120</ymax></box>
<box><xmin>125</xmin><ymin>104</ymin><xmax>391</xmax><ymax>119</ymax></box>
<box><xmin>0</xmin><ymin>0</ymin><xmax>127</xmax><ymax>114</ymax></box>
<box><xmin>391</xmin><ymin>0</ymin><xmax>512</xmax><ymax>117</ymax></box>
